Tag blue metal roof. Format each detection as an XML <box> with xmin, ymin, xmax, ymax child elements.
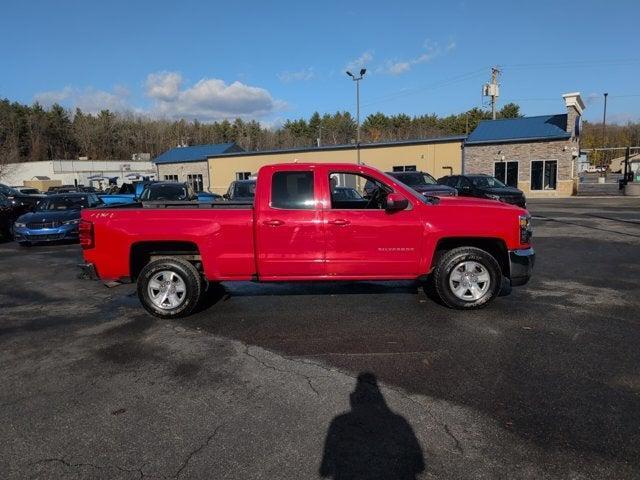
<box><xmin>154</xmin><ymin>143</ymin><xmax>243</xmax><ymax>164</ymax></box>
<box><xmin>466</xmin><ymin>114</ymin><xmax>570</xmax><ymax>145</ymax></box>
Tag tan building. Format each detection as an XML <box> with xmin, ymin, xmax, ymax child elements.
<box><xmin>207</xmin><ymin>137</ymin><xmax>464</xmax><ymax>195</ymax></box>
<box><xmin>464</xmin><ymin>93</ymin><xmax>585</xmax><ymax>197</ymax></box>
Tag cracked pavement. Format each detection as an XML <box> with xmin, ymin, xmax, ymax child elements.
<box><xmin>1</xmin><ymin>197</ymin><xmax>640</xmax><ymax>479</ymax></box>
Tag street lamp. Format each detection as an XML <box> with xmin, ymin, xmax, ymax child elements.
<box><xmin>346</xmin><ymin>68</ymin><xmax>367</xmax><ymax>164</ymax></box>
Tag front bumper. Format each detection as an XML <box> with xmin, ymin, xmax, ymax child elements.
<box><xmin>509</xmin><ymin>247</ymin><xmax>535</xmax><ymax>286</ymax></box>
<box><xmin>14</xmin><ymin>225</ymin><xmax>79</xmax><ymax>243</ymax></box>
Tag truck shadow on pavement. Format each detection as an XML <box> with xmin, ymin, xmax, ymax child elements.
<box><xmin>319</xmin><ymin>372</ymin><xmax>425</xmax><ymax>480</ymax></box>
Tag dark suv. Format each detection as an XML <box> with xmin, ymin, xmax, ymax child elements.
<box><xmin>0</xmin><ymin>193</ymin><xmax>22</xmax><ymax>239</ymax></box>
<box><xmin>0</xmin><ymin>183</ymin><xmax>44</xmax><ymax>215</ymax></box>
<box><xmin>386</xmin><ymin>171</ymin><xmax>457</xmax><ymax>197</ymax></box>
<box><xmin>438</xmin><ymin>174</ymin><xmax>526</xmax><ymax>208</ymax></box>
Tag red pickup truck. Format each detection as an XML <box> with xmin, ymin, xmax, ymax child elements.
<box><xmin>80</xmin><ymin>163</ymin><xmax>534</xmax><ymax>318</ymax></box>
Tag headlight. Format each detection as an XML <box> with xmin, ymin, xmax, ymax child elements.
<box><xmin>487</xmin><ymin>194</ymin><xmax>501</xmax><ymax>201</ymax></box>
<box><xmin>63</xmin><ymin>219</ymin><xmax>80</xmax><ymax>225</ymax></box>
<box><xmin>14</xmin><ymin>222</ymin><xmax>26</xmax><ymax>228</ymax></box>
<box><xmin>519</xmin><ymin>214</ymin><xmax>533</xmax><ymax>244</ymax></box>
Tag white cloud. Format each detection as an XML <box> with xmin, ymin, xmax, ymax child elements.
<box><xmin>345</xmin><ymin>51</ymin><xmax>374</xmax><ymax>72</ymax></box>
<box><xmin>277</xmin><ymin>67</ymin><xmax>315</xmax><ymax>83</ymax></box>
<box><xmin>34</xmin><ymin>72</ymin><xmax>283</xmax><ymax>121</ymax></box>
<box><xmin>378</xmin><ymin>39</ymin><xmax>456</xmax><ymax>75</ymax></box>
<box><xmin>34</xmin><ymin>86</ymin><xmax>131</xmax><ymax>113</ymax></box>
<box><xmin>145</xmin><ymin>71</ymin><xmax>182</xmax><ymax>101</ymax></box>
<box><xmin>146</xmin><ymin>73</ymin><xmax>283</xmax><ymax>121</ymax></box>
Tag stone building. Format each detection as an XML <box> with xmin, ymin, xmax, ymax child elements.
<box><xmin>154</xmin><ymin>143</ymin><xmax>244</xmax><ymax>192</ymax></box>
<box><xmin>464</xmin><ymin>93</ymin><xmax>585</xmax><ymax>197</ymax></box>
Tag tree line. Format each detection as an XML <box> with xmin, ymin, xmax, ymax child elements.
<box><xmin>1</xmin><ymin>97</ymin><xmax>637</xmax><ymax>165</ymax></box>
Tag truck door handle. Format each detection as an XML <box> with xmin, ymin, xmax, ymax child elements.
<box><xmin>328</xmin><ymin>219</ymin><xmax>350</xmax><ymax>226</ymax></box>
<box><xmin>263</xmin><ymin>219</ymin><xmax>284</xmax><ymax>226</ymax></box>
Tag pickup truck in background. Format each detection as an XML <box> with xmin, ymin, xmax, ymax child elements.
<box><xmin>80</xmin><ymin>163</ymin><xmax>534</xmax><ymax>318</ymax></box>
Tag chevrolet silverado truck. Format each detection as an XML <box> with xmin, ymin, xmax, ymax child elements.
<box><xmin>79</xmin><ymin>163</ymin><xmax>534</xmax><ymax>318</ymax></box>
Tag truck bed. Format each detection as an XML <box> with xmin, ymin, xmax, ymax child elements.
<box><xmin>83</xmin><ymin>203</ymin><xmax>256</xmax><ymax>281</ymax></box>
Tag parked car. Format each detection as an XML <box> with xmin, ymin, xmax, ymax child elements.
<box><xmin>196</xmin><ymin>191</ymin><xmax>224</xmax><ymax>202</ymax></box>
<box><xmin>46</xmin><ymin>185</ymin><xmax>80</xmax><ymax>194</ymax></box>
<box><xmin>0</xmin><ymin>183</ymin><xmax>45</xmax><ymax>215</ymax></box>
<box><xmin>79</xmin><ymin>163</ymin><xmax>534</xmax><ymax>318</ymax></box>
<box><xmin>140</xmin><ymin>182</ymin><xmax>197</xmax><ymax>201</ymax></box>
<box><xmin>13</xmin><ymin>193</ymin><xmax>102</xmax><ymax>246</ymax></box>
<box><xmin>386</xmin><ymin>171</ymin><xmax>457</xmax><ymax>197</ymax></box>
<box><xmin>0</xmin><ymin>193</ymin><xmax>23</xmax><ymax>239</ymax></box>
<box><xmin>224</xmin><ymin>179</ymin><xmax>256</xmax><ymax>201</ymax></box>
<box><xmin>438</xmin><ymin>174</ymin><xmax>526</xmax><ymax>208</ymax></box>
<box><xmin>12</xmin><ymin>187</ymin><xmax>41</xmax><ymax>195</ymax></box>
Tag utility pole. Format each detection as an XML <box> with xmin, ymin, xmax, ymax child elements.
<box><xmin>601</xmin><ymin>92</ymin><xmax>608</xmax><ymax>168</ymax></box>
<box><xmin>483</xmin><ymin>67</ymin><xmax>501</xmax><ymax>120</ymax></box>
<box><xmin>346</xmin><ymin>68</ymin><xmax>367</xmax><ymax>164</ymax></box>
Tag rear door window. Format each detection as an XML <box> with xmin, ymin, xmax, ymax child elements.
<box><xmin>271</xmin><ymin>171</ymin><xmax>315</xmax><ymax>209</ymax></box>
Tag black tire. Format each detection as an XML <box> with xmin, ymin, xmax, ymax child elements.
<box><xmin>429</xmin><ymin>246</ymin><xmax>502</xmax><ymax>309</ymax></box>
<box><xmin>137</xmin><ymin>257</ymin><xmax>203</xmax><ymax>318</ymax></box>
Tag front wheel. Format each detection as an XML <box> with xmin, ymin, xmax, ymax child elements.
<box><xmin>137</xmin><ymin>257</ymin><xmax>203</xmax><ymax>318</ymax></box>
<box><xmin>430</xmin><ymin>247</ymin><xmax>502</xmax><ymax>309</ymax></box>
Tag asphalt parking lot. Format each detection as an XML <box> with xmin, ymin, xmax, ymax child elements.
<box><xmin>1</xmin><ymin>197</ymin><xmax>639</xmax><ymax>479</ymax></box>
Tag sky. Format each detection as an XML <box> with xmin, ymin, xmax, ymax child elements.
<box><xmin>1</xmin><ymin>0</ymin><xmax>639</xmax><ymax>125</ymax></box>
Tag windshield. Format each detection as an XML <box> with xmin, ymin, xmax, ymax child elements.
<box><xmin>0</xmin><ymin>184</ymin><xmax>20</xmax><ymax>196</ymax></box>
<box><xmin>469</xmin><ymin>176</ymin><xmax>506</xmax><ymax>188</ymax></box>
<box><xmin>393</xmin><ymin>172</ymin><xmax>437</xmax><ymax>186</ymax></box>
<box><xmin>36</xmin><ymin>196</ymin><xmax>88</xmax><ymax>211</ymax></box>
<box><xmin>141</xmin><ymin>184</ymin><xmax>190</xmax><ymax>201</ymax></box>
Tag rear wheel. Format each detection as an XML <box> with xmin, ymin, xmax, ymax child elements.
<box><xmin>430</xmin><ymin>247</ymin><xmax>501</xmax><ymax>309</ymax></box>
<box><xmin>137</xmin><ymin>257</ymin><xmax>202</xmax><ymax>318</ymax></box>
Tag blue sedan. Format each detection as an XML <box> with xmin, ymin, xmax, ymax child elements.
<box><xmin>13</xmin><ymin>193</ymin><xmax>102</xmax><ymax>245</ymax></box>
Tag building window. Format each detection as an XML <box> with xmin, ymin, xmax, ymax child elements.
<box><xmin>164</xmin><ymin>175</ymin><xmax>178</xmax><ymax>181</ymax></box>
<box><xmin>236</xmin><ymin>172</ymin><xmax>251</xmax><ymax>180</ymax></box>
<box><xmin>531</xmin><ymin>160</ymin><xmax>557</xmax><ymax>190</ymax></box>
<box><xmin>271</xmin><ymin>171</ymin><xmax>314</xmax><ymax>209</ymax></box>
<box><xmin>187</xmin><ymin>174</ymin><xmax>204</xmax><ymax>192</ymax></box>
<box><xmin>392</xmin><ymin>165</ymin><xmax>417</xmax><ymax>172</ymax></box>
<box><xmin>494</xmin><ymin>161</ymin><xmax>519</xmax><ymax>188</ymax></box>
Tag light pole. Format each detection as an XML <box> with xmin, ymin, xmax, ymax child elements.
<box><xmin>601</xmin><ymin>92</ymin><xmax>608</xmax><ymax>169</ymax></box>
<box><xmin>346</xmin><ymin>68</ymin><xmax>366</xmax><ymax>164</ymax></box>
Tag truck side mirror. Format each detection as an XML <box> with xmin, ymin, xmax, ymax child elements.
<box><xmin>384</xmin><ymin>193</ymin><xmax>409</xmax><ymax>211</ymax></box>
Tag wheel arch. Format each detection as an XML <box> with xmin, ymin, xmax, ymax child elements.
<box><xmin>130</xmin><ymin>241</ymin><xmax>201</xmax><ymax>281</ymax></box>
<box><xmin>430</xmin><ymin>237</ymin><xmax>510</xmax><ymax>278</ymax></box>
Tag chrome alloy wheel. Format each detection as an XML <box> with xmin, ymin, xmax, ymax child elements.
<box><xmin>448</xmin><ymin>261</ymin><xmax>491</xmax><ymax>302</ymax></box>
<box><xmin>147</xmin><ymin>271</ymin><xmax>187</xmax><ymax>310</ymax></box>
